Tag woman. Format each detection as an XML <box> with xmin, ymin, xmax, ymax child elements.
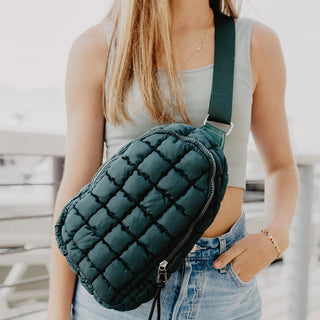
<box><xmin>46</xmin><ymin>0</ymin><xmax>300</xmax><ymax>319</ymax></box>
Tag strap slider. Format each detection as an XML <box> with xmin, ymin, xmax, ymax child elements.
<box><xmin>203</xmin><ymin>114</ymin><xmax>234</xmax><ymax>136</ymax></box>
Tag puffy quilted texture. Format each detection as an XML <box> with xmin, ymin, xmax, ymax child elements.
<box><xmin>55</xmin><ymin>123</ymin><xmax>228</xmax><ymax>311</ymax></box>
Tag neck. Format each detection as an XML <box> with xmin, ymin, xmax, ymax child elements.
<box><xmin>170</xmin><ymin>0</ymin><xmax>214</xmax><ymax>31</ymax></box>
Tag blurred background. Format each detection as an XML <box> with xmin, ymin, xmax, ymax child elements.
<box><xmin>0</xmin><ymin>0</ymin><xmax>319</xmax><ymax>319</ymax></box>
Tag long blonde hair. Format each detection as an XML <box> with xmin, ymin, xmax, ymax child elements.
<box><xmin>101</xmin><ymin>0</ymin><xmax>242</xmax><ymax>126</ymax></box>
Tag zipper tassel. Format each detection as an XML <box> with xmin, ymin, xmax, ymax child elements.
<box><xmin>148</xmin><ymin>260</ymin><xmax>168</xmax><ymax>320</ymax></box>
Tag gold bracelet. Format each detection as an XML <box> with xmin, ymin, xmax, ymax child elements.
<box><xmin>260</xmin><ymin>228</ymin><xmax>281</xmax><ymax>258</ymax></box>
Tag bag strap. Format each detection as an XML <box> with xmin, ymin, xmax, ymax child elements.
<box><xmin>208</xmin><ymin>10</ymin><xmax>235</xmax><ymax>125</ymax></box>
<box><xmin>200</xmin><ymin>8</ymin><xmax>235</xmax><ymax>147</ymax></box>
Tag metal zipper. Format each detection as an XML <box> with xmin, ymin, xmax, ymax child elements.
<box><xmin>154</xmin><ymin>133</ymin><xmax>217</xmax><ymax>286</ymax></box>
<box><xmin>157</xmin><ymin>260</ymin><xmax>168</xmax><ymax>285</ymax></box>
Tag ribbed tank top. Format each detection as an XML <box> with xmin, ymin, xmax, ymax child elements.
<box><xmin>102</xmin><ymin>16</ymin><xmax>255</xmax><ymax>190</ymax></box>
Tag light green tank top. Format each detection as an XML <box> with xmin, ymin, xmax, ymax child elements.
<box><xmin>102</xmin><ymin>16</ymin><xmax>255</xmax><ymax>190</ymax></box>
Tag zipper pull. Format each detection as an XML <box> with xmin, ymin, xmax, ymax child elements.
<box><xmin>157</xmin><ymin>260</ymin><xmax>168</xmax><ymax>287</ymax></box>
<box><xmin>148</xmin><ymin>260</ymin><xmax>168</xmax><ymax>320</ymax></box>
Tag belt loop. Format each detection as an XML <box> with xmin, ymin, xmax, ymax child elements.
<box><xmin>190</xmin><ymin>243</ymin><xmax>206</xmax><ymax>253</ymax></box>
<box><xmin>217</xmin><ymin>235</ymin><xmax>227</xmax><ymax>273</ymax></box>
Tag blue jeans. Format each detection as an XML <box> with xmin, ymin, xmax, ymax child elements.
<box><xmin>71</xmin><ymin>210</ymin><xmax>262</xmax><ymax>319</ymax></box>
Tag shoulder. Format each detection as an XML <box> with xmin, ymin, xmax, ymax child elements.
<box><xmin>235</xmin><ymin>16</ymin><xmax>279</xmax><ymax>43</ymax></box>
<box><xmin>67</xmin><ymin>22</ymin><xmax>109</xmax><ymax>84</ymax></box>
<box><xmin>251</xmin><ymin>19</ymin><xmax>282</xmax><ymax>59</ymax></box>
<box><xmin>234</xmin><ymin>16</ymin><xmax>281</xmax><ymax>55</ymax></box>
<box><xmin>71</xmin><ymin>20</ymin><xmax>110</xmax><ymax>56</ymax></box>
<box><xmin>241</xmin><ymin>18</ymin><xmax>284</xmax><ymax>91</ymax></box>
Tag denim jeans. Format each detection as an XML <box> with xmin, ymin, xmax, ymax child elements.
<box><xmin>71</xmin><ymin>210</ymin><xmax>262</xmax><ymax>319</ymax></box>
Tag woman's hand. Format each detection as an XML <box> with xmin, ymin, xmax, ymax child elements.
<box><xmin>212</xmin><ymin>230</ymin><xmax>289</xmax><ymax>282</ymax></box>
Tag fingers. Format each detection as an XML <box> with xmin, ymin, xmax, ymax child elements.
<box><xmin>213</xmin><ymin>239</ymin><xmax>246</xmax><ymax>269</ymax></box>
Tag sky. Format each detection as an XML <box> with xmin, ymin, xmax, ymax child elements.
<box><xmin>0</xmin><ymin>0</ymin><xmax>319</xmax><ymax>154</ymax></box>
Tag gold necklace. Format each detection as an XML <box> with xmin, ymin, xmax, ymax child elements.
<box><xmin>175</xmin><ymin>11</ymin><xmax>213</xmax><ymax>67</ymax></box>
<box><xmin>181</xmin><ymin>27</ymin><xmax>208</xmax><ymax>66</ymax></box>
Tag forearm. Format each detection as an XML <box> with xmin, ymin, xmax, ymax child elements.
<box><xmin>263</xmin><ymin>164</ymin><xmax>300</xmax><ymax>255</ymax></box>
<box><xmin>46</xmin><ymin>182</ymin><xmax>78</xmax><ymax>319</ymax></box>
<box><xmin>47</xmin><ymin>238</ymin><xmax>77</xmax><ymax>318</ymax></box>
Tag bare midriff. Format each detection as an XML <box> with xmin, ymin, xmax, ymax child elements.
<box><xmin>201</xmin><ymin>186</ymin><xmax>244</xmax><ymax>238</ymax></box>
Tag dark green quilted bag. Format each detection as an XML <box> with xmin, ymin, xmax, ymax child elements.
<box><xmin>55</xmin><ymin>9</ymin><xmax>235</xmax><ymax>320</ymax></box>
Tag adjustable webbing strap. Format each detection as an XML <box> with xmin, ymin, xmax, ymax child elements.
<box><xmin>208</xmin><ymin>8</ymin><xmax>236</xmax><ymax>125</ymax></box>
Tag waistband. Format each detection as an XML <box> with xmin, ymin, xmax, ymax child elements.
<box><xmin>186</xmin><ymin>210</ymin><xmax>247</xmax><ymax>259</ymax></box>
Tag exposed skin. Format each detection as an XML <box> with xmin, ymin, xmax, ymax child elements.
<box><xmin>46</xmin><ymin>25</ymin><xmax>108</xmax><ymax>320</ymax></box>
<box><xmin>211</xmin><ymin>19</ymin><xmax>300</xmax><ymax>281</ymax></box>
<box><xmin>46</xmin><ymin>1</ymin><xmax>299</xmax><ymax>319</ymax></box>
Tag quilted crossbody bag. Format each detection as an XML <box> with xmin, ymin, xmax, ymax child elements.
<box><xmin>55</xmin><ymin>9</ymin><xmax>235</xmax><ymax>320</ymax></box>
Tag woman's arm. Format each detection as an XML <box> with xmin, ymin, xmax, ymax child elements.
<box><xmin>249</xmin><ymin>21</ymin><xmax>300</xmax><ymax>255</ymax></box>
<box><xmin>46</xmin><ymin>23</ymin><xmax>109</xmax><ymax>320</ymax></box>
<box><xmin>213</xmin><ymin>20</ymin><xmax>300</xmax><ymax>280</ymax></box>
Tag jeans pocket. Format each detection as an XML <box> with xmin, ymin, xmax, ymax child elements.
<box><xmin>227</xmin><ymin>260</ymin><xmax>256</xmax><ymax>288</ymax></box>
